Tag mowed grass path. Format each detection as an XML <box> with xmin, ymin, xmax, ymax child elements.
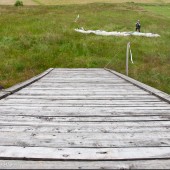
<box><xmin>0</xmin><ymin>3</ymin><xmax>170</xmax><ymax>93</ymax></box>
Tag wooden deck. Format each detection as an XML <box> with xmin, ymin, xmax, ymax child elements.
<box><xmin>0</xmin><ymin>68</ymin><xmax>170</xmax><ymax>169</ymax></box>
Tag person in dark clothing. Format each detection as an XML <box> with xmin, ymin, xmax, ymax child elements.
<box><xmin>0</xmin><ymin>85</ymin><xmax>4</xmax><ymax>90</ymax></box>
<box><xmin>136</xmin><ymin>20</ymin><xmax>141</xmax><ymax>32</ymax></box>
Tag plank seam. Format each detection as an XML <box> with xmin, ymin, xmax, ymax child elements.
<box><xmin>1</xmin><ymin>157</ymin><xmax>170</xmax><ymax>161</ymax></box>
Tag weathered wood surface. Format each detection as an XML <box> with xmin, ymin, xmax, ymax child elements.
<box><xmin>1</xmin><ymin>160</ymin><xmax>170</xmax><ymax>169</ymax></box>
<box><xmin>1</xmin><ymin>146</ymin><xmax>170</xmax><ymax>160</ymax></box>
<box><xmin>0</xmin><ymin>68</ymin><xmax>170</xmax><ymax>169</ymax></box>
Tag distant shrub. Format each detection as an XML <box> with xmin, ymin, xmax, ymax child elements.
<box><xmin>14</xmin><ymin>0</ymin><xmax>23</xmax><ymax>7</ymax></box>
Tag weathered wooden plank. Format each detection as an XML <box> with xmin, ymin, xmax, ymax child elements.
<box><xmin>6</xmin><ymin>89</ymin><xmax>152</xmax><ymax>93</ymax></box>
<box><xmin>39</xmin><ymin>77</ymin><xmax>125</xmax><ymax>80</ymax></box>
<box><xmin>1</xmin><ymin>146</ymin><xmax>170</xmax><ymax>160</ymax></box>
<box><xmin>1</xmin><ymin>103</ymin><xmax>169</xmax><ymax>108</ymax></box>
<box><xmin>23</xmin><ymin>86</ymin><xmax>141</xmax><ymax>91</ymax></box>
<box><xmin>0</xmin><ymin>107</ymin><xmax>169</xmax><ymax>117</ymax></box>
<box><xmin>16</xmin><ymin>89</ymin><xmax>147</xmax><ymax>92</ymax></box>
<box><xmin>10</xmin><ymin>93</ymin><xmax>155</xmax><ymax>97</ymax></box>
<box><xmin>43</xmin><ymin>77</ymin><xmax>120</xmax><ymax>80</ymax></box>
<box><xmin>0</xmin><ymin>68</ymin><xmax>169</xmax><ymax>164</ymax></box>
<box><xmin>30</xmin><ymin>83</ymin><xmax>134</xmax><ymax>86</ymax></box>
<box><xmin>0</xmin><ymin>115</ymin><xmax>170</xmax><ymax>122</ymax></box>
<box><xmin>1</xmin><ymin>121</ymin><xmax>170</xmax><ymax>127</ymax></box>
<box><xmin>45</xmin><ymin>76</ymin><xmax>120</xmax><ymax>79</ymax></box>
<box><xmin>2</xmin><ymin>99</ymin><xmax>167</xmax><ymax>106</ymax></box>
<box><xmin>1</xmin><ymin>123</ymin><xmax>170</xmax><ymax>133</ymax></box>
<box><xmin>0</xmin><ymin>134</ymin><xmax>170</xmax><ymax>147</ymax></box>
<box><xmin>47</xmin><ymin>70</ymin><xmax>107</xmax><ymax>72</ymax></box>
<box><xmin>1</xmin><ymin>160</ymin><xmax>170</xmax><ymax>169</ymax></box>
<box><xmin>1</xmin><ymin>104</ymin><xmax>169</xmax><ymax>108</ymax></box>
<box><xmin>6</xmin><ymin>95</ymin><xmax>160</xmax><ymax>101</ymax></box>
<box><xmin>27</xmin><ymin>82</ymin><xmax>139</xmax><ymax>87</ymax></box>
<box><xmin>37</xmin><ymin>80</ymin><xmax>128</xmax><ymax>84</ymax></box>
<box><xmin>1</xmin><ymin>111</ymin><xmax>170</xmax><ymax>118</ymax></box>
<box><xmin>14</xmin><ymin>89</ymin><xmax>148</xmax><ymax>96</ymax></box>
<box><xmin>41</xmin><ymin>78</ymin><xmax>124</xmax><ymax>81</ymax></box>
<box><xmin>43</xmin><ymin>75</ymin><xmax>120</xmax><ymax>77</ymax></box>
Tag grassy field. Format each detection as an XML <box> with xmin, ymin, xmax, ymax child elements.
<box><xmin>1</xmin><ymin>0</ymin><xmax>170</xmax><ymax>5</ymax></box>
<box><xmin>0</xmin><ymin>0</ymin><xmax>38</xmax><ymax>5</ymax></box>
<box><xmin>142</xmin><ymin>4</ymin><xmax>170</xmax><ymax>18</ymax></box>
<box><xmin>0</xmin><ymin>3</ymin><xmax>169</xmax><ymax>93</ymax></box>
<box><xmin>37</xmin><ymin>0</ymin><xmax>170</xmax><ymax>5</ymax></box>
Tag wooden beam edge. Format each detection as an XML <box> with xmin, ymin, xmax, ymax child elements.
<box><xmin>0</xmin><ymin>91</ymin><xmax>10</xmax><ymax>100</ymax></box>
<box><xmin>0</xmin><ymin>68</ymin><xmax>54</xmax><ymax>100</ymax></box>
<box><xmin>105</xmin><ymin>68</ymin><xmax>170</xmax><ymax>104</ymax></box>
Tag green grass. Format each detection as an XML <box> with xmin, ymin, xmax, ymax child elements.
<box><xmin>0</xmin><ymin>3</ymin><xmax>169</xmax><ymax>94</ymax></box>
<box><xmin>37</xmin><ymin>0</ymin><xmax>170</xmax><ymax>5</ymax></box>
<box><xmin>142</xmin><ymin>4</ymin><xmax>170</xmax><ymax>18</ymax></box>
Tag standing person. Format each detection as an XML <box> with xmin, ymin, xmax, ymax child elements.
<box><xmin>136</xmin><ymin>20</ymin><xmax>141</xmax><ymax>32</ymax></box>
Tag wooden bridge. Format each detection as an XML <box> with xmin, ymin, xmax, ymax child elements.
<box><xmin>0</xmin><ymin>68</ymin><xmax>170</xmax><ymax>169</ymax></box>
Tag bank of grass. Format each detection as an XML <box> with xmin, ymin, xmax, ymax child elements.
<box><xmin>37</xmin><ymin>0</ymin><xmax>170</xmax><ymax>5</ymax></box>
<box><xmin>1</xmin><ymin>0</ymin><xmax>170</xmax><ymax>5</ymax></box>
<box><xmin>0</xmin><ymin>0</ymin><xmax>38</xmax><ymax>5</ymax></box>
<box><xmin>0</xmin><ymin>3</ymin><xmax>169</xmax><ymax>93</ymax></box>
<box><xmin>141</xmin><ymin>4</ymin><xmax>170</xmax><ymax>18</ymax></box>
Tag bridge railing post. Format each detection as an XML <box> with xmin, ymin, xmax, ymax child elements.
<box><xmin>126</xmin><ymin>42</ymin><xmax>130</xmax><ymax>76</ymax></box>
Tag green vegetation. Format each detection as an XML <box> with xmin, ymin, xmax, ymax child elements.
<box><xmin>142</xmin><ymin>4</ymin><xmax>170</xmax><ymax>18</ymax></box>
<box><xmin>36</xmin><ymin>0</ymin><xmax>170</xmax><ymax>5</ymax></box>
<box><xmin>0</xmin><ymin>3</ymin><xmax>169</xmax><ymax>93</ymax></box>
<box><xmin>1</xmin><ymin>0</ymin><xmax>170</xmax><ymax>5</ymax></box>
<box><xmin>14</xmin><ymin>0</ymin><xmax>24</xmax><ymax>6</ymax></box>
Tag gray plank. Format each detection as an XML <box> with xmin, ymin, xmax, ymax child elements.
<box><xmin>1</xmin><ymin>123</ymin><xmax>170</xmax><ymax>133</ymax></box>
<box><xmin>1</xmin><ymin>160</ymin><xmax>170</xmax><ymax>169</ymax></box>
<box><xmin>0</xmin><ymin>132</ymin><xmax>170</xmax><ymax>148</ymax></box>
<box><xmin>1</xmin><ymin>121</ymin><xmax>170</xmax><ymax>127</ymax></box>
<box><xmin>1</xmin><ymin>99</ymin><xmax>167</xmax><ymax>106</ymax></box>
<box><xmin>1</xmin><ymin>115</ymin><xmax>169</xmax><ymax>122</ymax></box>
<box><xmin>1</xmin><ymin>146</ymin><xmax>170</xmax><ymax>160</ymax></box>
<box><xmin>0</xmin><ymin>107</ymin><xmax>169</xmax><ymax>117</ymax></box>
<box><xmin>24</xmin><ymin>87</ymin><xmax>141</xmax><ymax>90</ymax></box>
<box><xmin>0</xmin><ymin>103</ymin><xmax>169</xmax><ymax>108</ymax></box>
<box><xmin>5</xmin><ymin>95</ymin><xmax>160</xmax><ymax>100</ymax></box>
<box><xmin>0</xmin><ymin>68</ymin><xmax>170</xmax><ymax>164</ymax></box>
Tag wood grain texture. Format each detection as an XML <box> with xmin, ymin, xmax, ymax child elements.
<box><xmin>1</xmin><ymin>146</ymin><xmax>170</xmax><ymax>160</ymax></box>
<box><xmin>0</xmin><ymin>68</ymin><xmax>170</xmax><ymax>168</ymax></box>
<box><xmin>1</xmin><ymin>160</ymin><xmax>170</xmax><ymax>169</ymax></box>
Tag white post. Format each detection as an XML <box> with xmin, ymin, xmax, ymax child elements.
<box><xmin>126</xmin><ymin>42</ymin><xmax>130</xmax><ymax>76</ymax></box>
